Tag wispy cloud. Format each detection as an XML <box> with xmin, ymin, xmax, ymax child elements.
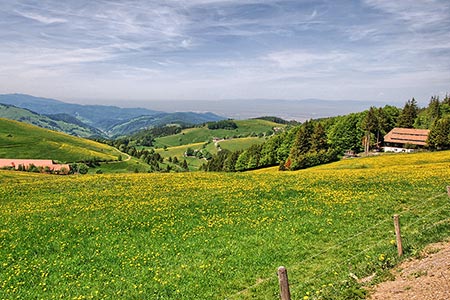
<box><xmin>364</xmin><ymin>0</ymin><xmax>450</xmax><ymax>29</ymax></box>
<box><xmin>0</xmin><ymin>0</ymin><xmax>449</xmax><ymax>103</ymax></box>
<box><xmin>15</xmin><ymin>10</ymin><xmax>67</xmax><ymax>24</ymax></box>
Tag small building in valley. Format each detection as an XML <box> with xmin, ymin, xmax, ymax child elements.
<box><xmin>0</xmin><ymin>159</ymin><xmax>70</xmax><ymax>174</ymax></box>
<box><xmin>383</xmin><ymin>128</ymin><xmax>430</xmax><ymax>153</ymax></box>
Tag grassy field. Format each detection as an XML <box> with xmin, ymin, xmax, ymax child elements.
<box><xmin>88</xmin><ymin>157</ymin><xmax>151</xmax><ymax>174</ymax></box>
<box><xmin>1</xmin><ymin>151</ymin><xmax>449</xmax><ymax>299</ymax></box>
<box><xmin>154</xmin><ymin>119</ymin><xmax>282</xmax><ymax>148</ymax></box>
<box><xmin>154</xmin><ymin>143</ymin><xmax>210</xmax><ymax>170</ymax></box>
<box><xmin>218</xmin><ymin>137</ymin><xmax>266</xmax><ymax>152</ymax></box>
<box><xmin>153</xmin><ymin>137</ymin><xmax>267</xmax><ymax>171</ymax></box>
<box><xmin>0</xmin><ymin>118</ymin><xmax>121</xmax><ymax>163</ymax></box>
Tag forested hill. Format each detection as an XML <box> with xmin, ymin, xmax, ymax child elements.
<box><xmin>0</xmin><ymin>94</ymin><xmax>225</xmax><ymax>137</ymax></box>
<box><xmin>204</xmin><ymin>95</ymin><xmax>450</xmax><ymax>172</ymax></box>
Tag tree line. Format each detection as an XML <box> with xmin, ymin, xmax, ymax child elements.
<box><xmin>204</xmin><ymin>94</ymin><xmax>450</xmax><ymax>172</ymax></box>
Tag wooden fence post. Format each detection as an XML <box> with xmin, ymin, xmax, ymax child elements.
<box><xmin>393</xmin><ymin>214</ymin><xmax>403</xmax><ymax>257</ymax></box>
<box><xmin>277</xmin><ymin>266</ymin><xmax>291</xmax><ymax>300</ymax></box>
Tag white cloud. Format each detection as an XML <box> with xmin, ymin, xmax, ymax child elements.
<box><xmin>0</xmin><ymin>0</ymin><xmax>449</xmax><ymax>103</ymax></box>
<box><xmin>15</xmin><ymin>10</ymin><xmax>67</xmax><ymax>24</ymax></box>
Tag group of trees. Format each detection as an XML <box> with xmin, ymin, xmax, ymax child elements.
<box><xmin>131</xmin><ymin>125</ymin><xmax>183</xmax><ymax>146</ymax></box>
<box><xmin>204</xmin><ymin>94</ymin><xmax>450</xmax><ymax>172</ymax></box>
<box><xmin>185</xmin><ymin>147</ymin><xmax>213</xmax><ymax>160</ymax></box>
<box><xmin>167</xmin><ymin>156</ymin><xmax>189</xmax><ymax>170</ymax></box>
<box><xmin>425</xmin><ymin>95</ymin><xmax>450</xmax><ymax>149</ymax></box>
<box><xmin>206</xmin><ymin>120</ymin><xmax>238</xmax><ymax>130</ymax></box>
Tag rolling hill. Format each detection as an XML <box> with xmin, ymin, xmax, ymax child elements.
<box><xmin>0</xmin><ymin>118</ymin><xmax>121</xmax><ymax>163</ymax></box>
<box><xmin>0</xmin><ymin>94</ymin><xmax>161</xmax><ymax>130</ymax></box>
<box><xmin>0</xmin><ymin>94</ymin><xmax>225</xmax><ymax>136</ymax></box>
<box><xmin>150</xmin><ymin>119</ymin><xmax>285</xmax><ymax>170</ymax></box>
<box><xmin>0</xmin><ymin>104</ymin><xmax>103</xmax><ymax>138</ymax></box>
<box><xmin>106</xmin><ymin>112</ymin><xmax>225</xmax><ymax>137</ymax></box>
<box><xmin>154</xmin><ymin>119</ymin><xmax>282</xmax><ymax>148</ymax></box>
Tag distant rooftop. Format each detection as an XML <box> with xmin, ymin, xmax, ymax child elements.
<box><xmin>384</xmin><ymin>128</ymin><xmax>430</xmax><ymax>146</ymax></box>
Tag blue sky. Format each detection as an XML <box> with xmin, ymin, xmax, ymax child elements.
<box><xmin>0</xmin><ymin>0</ymin><xmax>449</xmax><ymax>105</ymax></box>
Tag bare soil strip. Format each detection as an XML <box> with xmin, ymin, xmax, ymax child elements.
<box><xmin>368</xmin><ymin>240</ymin><xmax>450</xmax><ymax>300</ymax></box>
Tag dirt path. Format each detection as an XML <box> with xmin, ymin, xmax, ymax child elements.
<box><xmin>368</xmin><ymin>239</ymin><xmax>450</xmax><ymax>300</ymax></box>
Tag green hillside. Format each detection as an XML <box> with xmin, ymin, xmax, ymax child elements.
<box><xmin>154</xmin><ymin>119</ymin><xmax>282</xmax><ymax>148</ymax></box>
<box><xmin>0</xmin><ymin>151</ymin><xmax>449</xmax><ymax>299</ymax></box>
<box><xmin>0</xmin><ymin>94</ymin><xmax>225</xmax><ymax>136</ymax></box>
<box><xmin>149</xmin><ymin>119</ymin><xmax>280</xmax><ymax>170</ymax></box>
<box><xmin>218</xmin><ymin>136</ymin><xmax>266</xmax><ymax>151</ymax></box>
<box><xmin>0</xmin><ymin>118</ymin><xmax>121</xmax><ymax>163</ymax></box>
<box><xmin>0</xmin><ymin>104</ymin><xmax>102</xmax><ymax>138</ymax></box>
<box><xmin>107</xmin><ymin>112</ymin><xmax>224</xmax><ymax>137</ymax></box>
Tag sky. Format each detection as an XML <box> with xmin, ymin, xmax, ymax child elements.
<box><xmin>0</xmin><ymin>0</ymin><xmax>449</xmax><ymax>106</ymax></box>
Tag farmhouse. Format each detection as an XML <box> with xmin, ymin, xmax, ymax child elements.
<box><xmin>0</xmin><ymin>159</ymin><xmax>70</xmax><ymax>174</ymax></box>
<box><xmin>383</xmin><ymin>128</ymin><xmax>430</xmax><ymax>153</ymax></box>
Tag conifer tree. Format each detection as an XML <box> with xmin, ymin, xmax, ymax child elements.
<box><xmin>182</xmin><ymin>159</ymin><xmax>189</xmax><ymax>170</ymax></box>
<box><xmin>310</xmin><ymin>123</ymin><xmax>328</xmax><ymax>152</ymax></box>
<box><xmin>397</xmin><ymin>98</ymin><xmax>418</xmax><ymax>128</ymax></box>
<box><xmin>428</xmin><ymin>117</ymin><xmax>450</xmax><ymax>149</ymax></box>
<box><xmin>428</xmin><ymin>96</ymin><xmax>441</xmax><ymax>120</ymax></box>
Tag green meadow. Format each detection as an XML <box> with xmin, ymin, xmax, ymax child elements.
<box><xmin>1</xmin><ymin>151</ymin><xmax>449</xmax><ymax>299</ymax></box>
<box><xmin>153</xmin><ymin>119</ymin><xmax>281</xmax><ymax>148</ymax></box>
<box><xmin>0</xmin><ymin>118</ymin><xmax>121</xmax><ymax>163</ymax></box>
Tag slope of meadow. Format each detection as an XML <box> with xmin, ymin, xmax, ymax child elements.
<box><xmin>0</xmin><ymin>151</ymin><xmax>449</xmax><ymax>299</ymax></box>
<box><xmin>0</xmin><ymin>118</ymin><xmax>121</xmax><ymax>162</ymax></box>
<box><xmin>154</xmin><ymin>119</ymin><xmax>281</xmax><ymax>148</ymax></box>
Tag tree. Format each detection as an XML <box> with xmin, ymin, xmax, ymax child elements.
<box><xmin>207</xmin><ymin>120</ymin><xmax>238</xmax><ymax>130</ymax></box>
<box><xmin>204</xmin><ymin>150</ymin><xmax>230</xmax><ymax>171</ymax></box>
<box><xmin>310</xmin><ymin>123</ymin><xmax>328</xmax><ymax>153</ymax></box>
<box><xmin>223</xmin><ymin>151</ymin><xmax>240</xmax><ymax>172</ymax></box>
<box><xmin>328</xmin><ymin>113</ymin><xmax>365</xmax><ymax>153</ymax></box>
<box><xmin>427</xmin><ymin>117</ymin><xmax>450</xmax><ymax>149</ymax></box>
<box><xmin>260</xmin><ymin>134</ymin><xmax>283</xmax><ymax>166</ymax></box>
<box><xmin>415</xmin><ymin>96</ymin><xmax>441</xmax><ymax>129</ymax></box>
<box><xmin>378</xmin><ymin>105</ymin><xmax>399</xmax><ymax>133</ymax></box>
<box><xmin>185</xmin><ymin>147</ymin><xmax>195</xmax><ymax>157</ymax></box>
<box><xmin>70</xmin><ymin>163</ymin><xmax>89</xmax><ymax>174</ymax></box>
<box><xmin>397</xmin><ymin>98</ymin><xmax>418</xmax><ymax>128</ymax></box>
<box><xmin>428</xmin><ymin>96</ymin><xmax>441</xmax><ymax>120</ymax></box>
<box><xmin>181</xmin><ymin>159</ymin><xmax>189</xmax><ymax>170</ymax></box>
<box><xmin>289</xmin><ymin>120</ymin><xmax>314</xmax><ymax>162</ymax></box>
<box><xmin>276</xmin><ymin>127</ymin><xmax>299</xmax><ymax>163</ymax></box>
<box><xmin>246</xmin><ymin>144</ymin><xmax>263</xmax><ymax>169</ymax></box>
<box><xmin>235</xmin><ymin>151</ymin><xmax>250</xmax><ymax>171</ymax></box>
<box><xmin>361</xmin><ymin>107</ymin><xmax>379</xmax><ymax>154</ymax></box>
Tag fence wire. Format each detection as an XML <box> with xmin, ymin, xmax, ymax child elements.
<box><xmin>226</xmin><ymin>191</ymin><xmax>450</xmax><ymax>299</ymax></box>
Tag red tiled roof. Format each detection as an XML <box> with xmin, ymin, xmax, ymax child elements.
<box><xmin>384</xmin><ymin>128</ymin><xmax>430</xmax><ymax>146</ymax></box>
<box><xmin>0</xmin><ymin>159</ymin><xmax>70</xmax><ymax>172</ymax></box>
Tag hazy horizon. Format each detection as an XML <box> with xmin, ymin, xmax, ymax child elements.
<box><xmin>0</xmin><ymin>1</ymin><xmax>449</xmax><ymax>105</ymax></box>
<box><xmin>1</xmin><ymin>92</ymin><xmax>404</xmax><ymax>121</ymax></box>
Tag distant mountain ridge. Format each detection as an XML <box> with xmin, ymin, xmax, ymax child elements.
<box><xmin>0</xmin><ymin>104</ymin><xmax>103</xmax><ymax>138</ymax></box>
<box><xmin>0</xmin><ymin>94</ymin><xmax>225</xmax><ymax>137</ymax></box>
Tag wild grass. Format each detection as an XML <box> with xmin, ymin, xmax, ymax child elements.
<box><xmin>1</xmin><ymin>151</ymin><xmax>449</xmax><ymax>299</ymax></box>
<box><xmin>218</xmin><ymin>137</ymin><xmax>266</xmax><ymax>152</ymax></box>
<box><xmin>0</xmin><ymin>118</ymin><xmax>120</xmax><ymax>163</ymax></box>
